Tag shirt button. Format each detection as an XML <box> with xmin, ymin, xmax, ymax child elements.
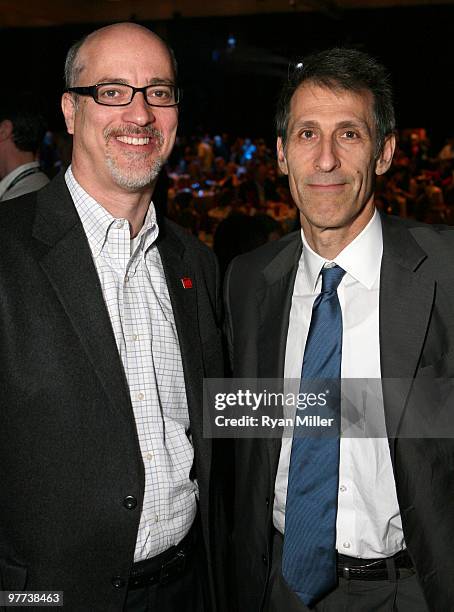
<box><xmin>137</xmin><ymin>392</ymin><xmax>144</xmax><ymax>401</ymax></box>
<box><xmin>146</xmin><ymin>452</ymin><xmax>153</xmax><ymax>461</ymax></box>
<box><xmin>155</xmin><ymin>514</ymin><xmax>159</xmax><ymax>523</ymax></box>
<box><xmin>343</xmin><ymin>542</ymin><xmax>351</xmax><ymax>549</ymax></box>
<box><xmin>339</xmin><ymin>485</ymin><xmax>347</xmax><ymax>492</ymax></box>
<box><xmin>124</xmin><ymin>276</ymin><xmax>130</xmax><ymax>283</ymax></box>
<box><xmin>116</xmin><ymin>220</ymin><xmax>124</xmax><ymax>229</ymax></box>
<box><xmin>133</xmin><ymin>334</ymin><xmax>139</xmax><ymax>342</ymax></box>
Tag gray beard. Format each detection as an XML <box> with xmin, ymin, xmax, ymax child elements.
<box><xmin>103</xmin><ymin>125</ymin><xmax>165</xmax><ymax>191</ymax></box>
<box><xmin>105</xmin><ymin>154</ymin><xmax>164</xmax><ymax>191</ymax></box>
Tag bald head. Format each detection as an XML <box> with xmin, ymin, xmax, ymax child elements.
<box><xmin>64</xmin><ymin>23</ymin><xmax>177</xmax><ymax>89</ymax></box>
<box><xmin>61</xmin><ymin>20</ymin><xmax>179</xmax><ymax>199</ymax></box>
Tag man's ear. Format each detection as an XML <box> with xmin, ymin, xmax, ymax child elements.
<box><xmin>277</xmin><ymin>136</ymin><xmax>288</xmax><ymax>175</ymax></box>
<box><xmin>61</xmin><ymin>93</ymin><xmax>77</xmax><ymax>135</ymax></box>
<box><xmin>375</xmin><ymin>133</ymin><xmax>396</xmax><ymax>176</ymax></box>
<box><xmin>0</xmin><ymin>119</ymin><xmax>13</xmax><ymax>143</ymax></box>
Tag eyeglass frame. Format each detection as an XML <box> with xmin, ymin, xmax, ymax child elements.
<box><xmin>65</xmin><ymin>82</ymin><xmax>181</xmax><ymax>107</ymax></box>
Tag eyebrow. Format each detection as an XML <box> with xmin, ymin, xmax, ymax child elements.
<box><xmin>95</xmin><ymin>77</ymin><xmax>176</xmax><ymax>86</ymax></box>
<box><xmin>336</xmin><ymin>119</ymin><xmax>372</xmax><ymax>135</ymax></box>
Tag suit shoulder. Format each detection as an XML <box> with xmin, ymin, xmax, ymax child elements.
<box><xmin>0</xmin><ymin>191</ymin><xmax>38</xmax><ymax>243</ymax></box>
<box><xmin>229</xmin><ymin>230</ymin><xmax>300</xmax><ymax>276</ymax></box>
<box><xmin>160</xmin><ymin>217</ymin><xmax>219</xmax><ymax>285</ymax></box>
<box><xmin>0</xmin><ymin>190</ymin><xmax>38</xmax><ymax>219</ymax></box>
<box><xmin>396</xmin><ymin>216</ymin><xmax>454</xmax><ymax>250</ymax></box>
<box><xmin>410</xmin><ymin>221</ymin><xmax>454</xmax><ymax>243</ymax></box>
<box><xmin>383</xmin><ymin>216</ymin><xmax>454</xmax><ymax>283</ymax></box>
<box><xmin>161</xmin><ymin>217</ymin><xmax>216</xmax><ymax>258</ymax></box>
<box><xmin>385</xmin><ymin>214</ymin><xmax>454</xmax><ymax>241</ymax></box>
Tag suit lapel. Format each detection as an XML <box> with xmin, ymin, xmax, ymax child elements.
<box><xmin>257</xmin><ymin>234</ymin><xmax>302</xmax><ymax>379</ymax></box>
<box><xmin>257</xmin><ymin>233</ymin><xmax>302</xmax><ymax>476</ymax></box>
<box><xmin>379</xmin><ymin>214</ymin><xmax>435</xmax><ymax>458</ymax></box>
<box><xmin>157</xmin><ymin>223</ymin><xmax>209</xmax><ymax>476</ymax></box>
<box><xmin>32</xmin><ymin>174</ymin><xmax>133</xmax><ymax>421</ymax></box>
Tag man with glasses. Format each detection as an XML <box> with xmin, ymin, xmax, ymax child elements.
<box><xmin>0</xmin><ymin>22</ymin><xmax>224</xmax><ymax>612</ymax></box>
<box><xmin>225</xmin><ymin>48</ymin><xmax>454</xmax><ymax>611</ymax></box>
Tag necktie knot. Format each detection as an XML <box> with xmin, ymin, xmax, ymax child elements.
<box><xmin>321</xmin><ymin>265</ymin><xmax>345</xmax><ymax>294</ymax></box>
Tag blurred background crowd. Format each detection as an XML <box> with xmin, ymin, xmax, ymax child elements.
<box><xmin>35</xmin><ymin>127</ymin><xmax>454</xmax><ymax>276</ymax></box>
<box><xmin>1</xmin><ymin>1</ymin><xmax>454</xmax><ymax>277</ymax></box>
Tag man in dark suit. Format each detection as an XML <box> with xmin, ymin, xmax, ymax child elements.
<box><xmin>0</xmin><ymin>23</ymin><xmax>224</xmax><ymax>611</ymax></box>
<box><xmin>225</xmin><ymin>48</ymin><xmax>454</xmax><ymax>611</ymax></box>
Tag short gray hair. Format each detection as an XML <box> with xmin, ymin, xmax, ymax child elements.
<box><xmin>64</xmin><ymin>36</ymin><xmax>88</xmax><ymax>88</ymax></box>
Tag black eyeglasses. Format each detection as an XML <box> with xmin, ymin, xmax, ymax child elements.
<box><xmin>66</xmin><ymin>82</ymin><xmax>181</xmax><ymax>107</ymax></box>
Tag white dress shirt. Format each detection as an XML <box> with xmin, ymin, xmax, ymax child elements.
<box><xmin>273</xmin><ymin>210</ymin><xmax>405</xmax><ymax>558</ymax></box>
<box><xmin>0</xmin><ymin>161</ymin><xmax>49</xmax><ymax>201</ymax></box>
<box><xmin>65</xmin><ymin>167</ymin><xmax>197</xmax><ymax>562</ymax></box>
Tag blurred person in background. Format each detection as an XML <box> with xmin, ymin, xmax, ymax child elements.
<box><xmin>438</xmin><ymin>134</ymin><xmax>454</xmax><ymax>160</ymax></box>
<box><xmin>0</xmin><ymin>93</ymin><xmax>49</xmax><ymax>201</ymax></box>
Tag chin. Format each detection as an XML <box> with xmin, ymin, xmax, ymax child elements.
<box><xmin>107</xmin><ymin>158</ymin><xmax>163</xmax><ymax>191</ymax></box>
<box><xmin>301</xmin><ymin>203</ymin><xmax>340</xmax><ymax>223</ymax></box>
<box><xmin>113</xmin><ymin>175</ymin><xmax>153</xmax><ymax>191</ymax></box>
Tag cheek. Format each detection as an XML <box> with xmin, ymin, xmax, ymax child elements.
<box><xmin>287</xmin><ymin>155</ymin><xmax>309</xmax><ymax>182</ymax></box>
<box><xmin>164</xmin><ymin>115</ymin><xmax>178</xmax><ymax>139</ymax></box>
<box><xmin>74</xmin><ymin>108</ymin><xmax>92</xmax><ymax>141</ymax></box>
<box><xmin>286</xmin><ymin>171</ymin><xmax>301</xmax><ymax>196</ymax></box>
<box><xmin>75</xmin><ymin>115</ymin><xmax>105</xmax><ymax>157</ymax></box>
<box><xmin>356</xmin><ymin>164</ymin><xmax>375</xmax><ymax>189</ymax></box>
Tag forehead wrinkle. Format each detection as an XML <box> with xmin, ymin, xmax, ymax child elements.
<box><xmin>292</xmin><ymin>82</ymin><xmax>374</xmax><ymax>112</ymax></box>
<box><xmin>95</xmin><ymin>77</ymin><xmax>130</xmax><ymax>85</ymax></box>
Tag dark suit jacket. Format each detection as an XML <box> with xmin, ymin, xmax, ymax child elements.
<box><xmin>224</xmin><ymin>213</ymin><xmax>454</xmax><ymax>612</ymax></box>
<box><xmin>0</xmin><ymin>173</ymin><xmax>224</xmax><ymax>611</ymax></box>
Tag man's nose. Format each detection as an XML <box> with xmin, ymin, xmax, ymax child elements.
<box><xmin>121</xmin><ymin>92</ymin><xmax>156</xmax><ymax>126</ymax></box>
<box><xmin>314</xmin><ymin>136</ymin><xmax>341</xmax><ymax>172</ymax></box>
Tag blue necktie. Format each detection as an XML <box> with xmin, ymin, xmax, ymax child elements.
<box><xmin>282</xmin><ymin>264</ymin><xmax>346</xmax><ymax>607</ymax></box>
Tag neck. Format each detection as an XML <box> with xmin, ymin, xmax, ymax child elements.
<box><xmin>0</xmin><ymin>150</ymin><xmax>35</xmax><ymax>180</ymax></box>
<box><xmin>71</xmin><ymin>165</ymin><xmax>156</xmax><ymax>238</ymax></box>
<box><xmin>301</xmin><ymin>206</ymin><xmax>375</xmax><ymax>260</ymax></box>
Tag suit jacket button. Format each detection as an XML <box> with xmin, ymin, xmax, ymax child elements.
<box><xmin>265</xmin><ymin>497</ymin><xmax>270</xmax><ymax>507</ymax></box>
<box><xmin>111</xmin><ymin>576</ymin><xmax>125</xmax><ymax>588</ymax></box>
<box><xmin>262</xmin><ymin>554</ymin><xmax>268</xmax><ymax>565</ymax></box>
<box><xmin>123</xmin><ymin>495</ymin><xmax>137</xmax><ymax>510</ymax></box>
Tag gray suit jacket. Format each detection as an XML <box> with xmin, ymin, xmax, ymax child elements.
<box><xmin>224</xmin><ymin>213</ymin><xmax>454</xmax><ymax>611</ymax></box>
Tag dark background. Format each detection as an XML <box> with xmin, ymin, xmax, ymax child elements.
<box><xmin>2</xmin><ymin>5</ymin><xmax>453</xmax><ymax>150</ymax></box>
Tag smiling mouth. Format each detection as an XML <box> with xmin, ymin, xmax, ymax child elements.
<box><xmin>116</xmin><ymin>136</ymin><xmax>151</xmax><ymax>146</ymax></box>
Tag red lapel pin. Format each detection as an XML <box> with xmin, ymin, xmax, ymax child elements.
<box><xmin>181</xmin><ymin>277</ymin><xmax>193</xmax><ymax>289</ymax></box>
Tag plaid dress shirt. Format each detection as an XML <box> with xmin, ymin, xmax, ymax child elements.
<box><xmin>66</xmin><ymin>167</ymin><xmax>197</xmax><ymax>561</ymax></box>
